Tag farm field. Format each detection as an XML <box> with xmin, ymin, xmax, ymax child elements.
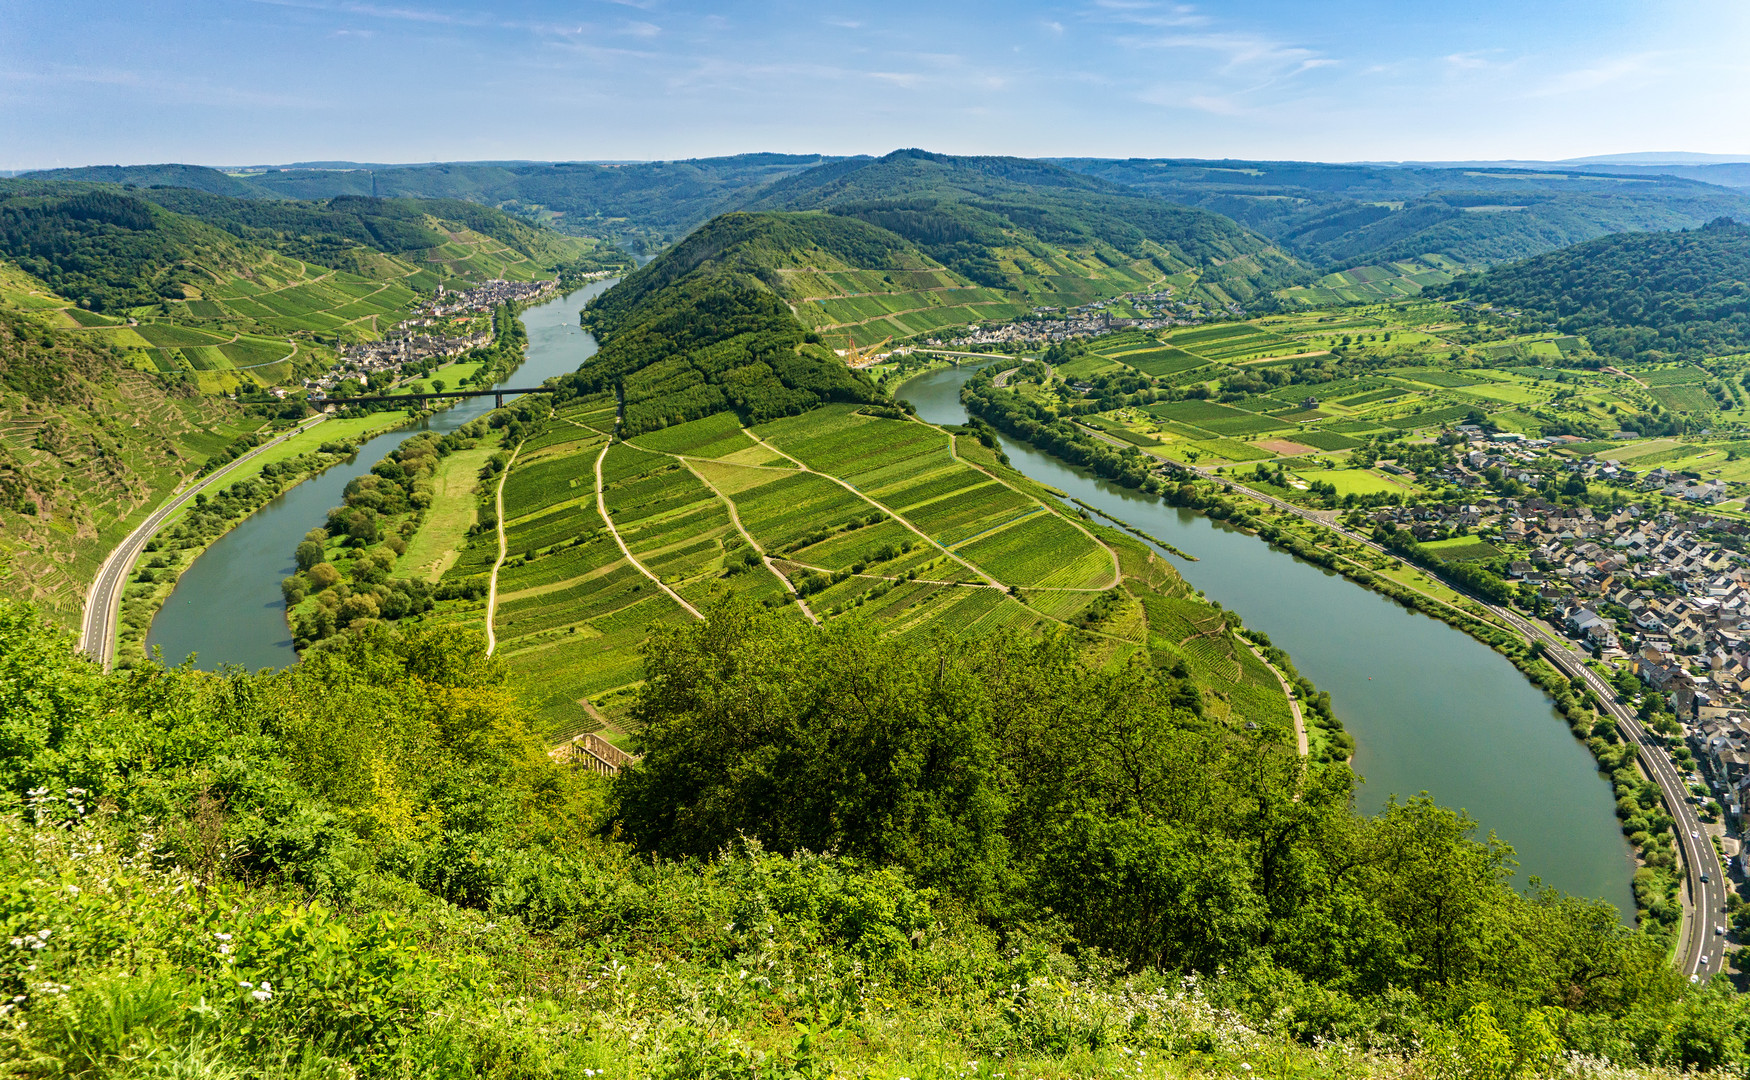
<box><xmin>452</xmin><ymin>399</ymin><xmax>1287</xmax><ymax>746</ymax></box>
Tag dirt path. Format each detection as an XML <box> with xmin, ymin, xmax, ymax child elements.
<box><xmin>680</xmin><ymin>457</ymin><xmax>819</xmax><ymax>625</ymax></box>
<box><xmin>483</xmin><ymin>435</ymin><xmax>527</xmax><ymax>655</ymax></box>
<box><xmin>595</xmin><ymin>440</ymin><xmax>704</xmax><ymax>620</ymax></box>
<box><xmin>1247</xmin><ymin>641</ymin><xmax>1308</xmax><ymax>756</ymax></box>
<box><xmin>742</xmin><ymin>429</ymin><xmax>1006</xmax><ymax>589</ymax></box>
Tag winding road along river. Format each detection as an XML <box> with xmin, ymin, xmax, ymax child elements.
<box><xmin>899</xmin><ymin>364</ymin><xmax>1636</xmax><ymax>914</ymax></box>
<box><xmin>145</xmin><ymin>279</ymin><xmax>616</xmax><ymax>672</ymax></box>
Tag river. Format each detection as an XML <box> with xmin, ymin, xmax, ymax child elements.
<box><xmin>144</xmin><ymin>278</ymin><xmax>617</xmax><ymax>672</ymax></box>
<box><xmin>897</xmin><ymin>363</ymin><xmax>1636</xmax><ymax>913</ymax></box>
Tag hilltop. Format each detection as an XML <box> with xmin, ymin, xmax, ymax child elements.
<box><xmin>1442</xmin><ymin>217</ymin><xmax>1750</xmax><ymax>361</ymax></box>
<box><xmin>0</xmin><ymin>260</ymin><xmax>256</xmax><ymax>624</ymax></box>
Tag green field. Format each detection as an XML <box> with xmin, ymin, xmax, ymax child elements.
<box><xmin>441</xmin><ymin>400</ymin><xmax>1283</xmax><ymax>739</ymax></box>
<box><xmin>1418</xmin><ymin>537</ymin><xmax>1505</xmax><ymax>563</ymax></box>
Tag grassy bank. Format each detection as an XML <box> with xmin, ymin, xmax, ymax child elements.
<box><xmin>113</xmin><ymin>411</ymin><xmax>416</xmax><ymax>663</ymax></box>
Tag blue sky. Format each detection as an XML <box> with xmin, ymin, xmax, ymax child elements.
<box><xmin>3</xmin><ymin>0</ymin><xmax>1747</xmax><ymax>169</ymax></box>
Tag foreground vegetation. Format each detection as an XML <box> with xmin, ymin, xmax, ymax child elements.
<box><xmin>3</xmin><ymin>598</ymin><xmax>1750</xmax><ymax>1077</ymax></box>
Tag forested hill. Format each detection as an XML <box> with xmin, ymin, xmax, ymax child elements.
<box><xmin>735</xmin><ymin>149</ymin><xmax>1305</xmax><ymax>304</ymax></box>
<box><xmin>1059</xmin><ymin>158</ymin><xmax>1750</xmax><ymax>271</ymax></box>
<box><xmin>1443</xmin><ymin>217</ymin><xmax>1750</xmax><ymax>361</ymax></box>
<box><xmin>0</xmin><ymin>181</ymin><xmax>610</xmax><ymax>313</ymax></box>
<box><xmin>24</xmin><ymin>155</ymin><xmax>840</xmax><ymax>252</ymax></box>
<box><xmin>556</xmin><ymin>212</ymin><xmax>887</xmax><ymax>433</ymax></box>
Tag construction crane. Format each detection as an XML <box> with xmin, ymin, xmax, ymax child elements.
<box><xmin>842</xmin><ymin>331</ymin><xmax>891</xmax><ymax>368</ymax></box>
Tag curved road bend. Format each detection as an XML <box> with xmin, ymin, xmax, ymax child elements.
<box><xmin>1166</xmin><ymin>459</ymin><xmax>1725</xmax><ymax>979</ymax></box>
<box><xmin>78</xmin><ymin>415</ymin><xmax>327</xmax><ymax>670</ymax></box>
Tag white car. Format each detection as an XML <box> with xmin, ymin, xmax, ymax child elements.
<box><xmin>1718</xmin><ymin>926</ymin><xmax>1728</xmax><ymax>936</ymax></box>
<box><xmin>1702</xmin><ymin>954</ymin><xmax>1711</xmax><ymax>966</ymax></box>
<box><xmin>1694</xmin><ymin>830</ymin><xmax>1701</xmax><ymax>839</ymax></box>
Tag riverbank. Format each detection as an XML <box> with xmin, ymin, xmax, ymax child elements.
<box><xmin>899</xmin><ymin>363</ymin><xmax>1637</xmax><ymax>914</ymax></box>
<box><xmin>114</xmin><ymin>412</ymin><xmax>414</xmax><ymax>665</ymax></box>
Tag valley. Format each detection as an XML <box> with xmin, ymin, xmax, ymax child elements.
<box><xmin>9</xmin><ymin>145</ymin><xmax>1750</xmax><ymax>1078</ymax></box>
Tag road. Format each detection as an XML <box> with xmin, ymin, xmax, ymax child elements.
<box><xmin>1164</xmin><ymin>458</ymin><xmax>1725</xmax><ymax>978</ymax></box>
<box><xmin>78</xmin><ymin>415</ymin><xmax>327</xmax><ymax>670</ymax></box>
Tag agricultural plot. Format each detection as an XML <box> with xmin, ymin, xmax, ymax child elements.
<box><xmin>1418</xmin><ymin>537</ymin><xmax>1505</xmax><ymax>563</ymax></box>
<box><xmin>905</xmin><ymin>481</ymin><xmax>1036</xmax><ymax>548</ymax></box>
<box><xmin>1168</xmin><ymin>323</ymin><xmax>1298</xmax><ymax>362</ymax></box>
<box><xmin>1082</xmin><ymin>418</ymin><xmax>1163</xmax><ymax>447</ymax></box>
<box><xmin>1649</xmin><ymin>385</ymin><xmax>1719</xmax><ymax>413</ymax></box>
<box><xmin>1394</xmin><ymin>369</ymin><xmax>1485</xmax><ymax>388</ymax></box>
<box><xmin>1290</xmin><ymin>430</ymin><xmax>1362</xmax><ymax>451</ymax></box>
<box><xmin>1636</xmin><ymin>365</ymin><xmax>1709</xmax><ymax>387</ymax></box>
<box><xmin>1198</xmin><ymin>413</ymin><xmax>1294</xmax><ymax>438</ymax></box>
<box><xmin>1277</xmin><ymin>255</ymin><xmax>1465</xmax><ymax>306</ymax></box>
<box><xmin>1185</xmin><ymin>439</ymin><xmax>1274</xmax><ymax>463</ymax></box>
<box><xmin>627</xmin><ymin>411</ymin><xmax>758</xmax><ymax>459</ymax></box>
<box><xmin>735</xmin><ymin>470</ymin><xmax>878</xmax><ymax>553</ymax></box>
<box><xmin>1147</xmin><ymin>400</ymin><xmax>1254</xmax><ymax>425</ymax></box>
<box><xmin>132</xmin><ymin>323</ymin><xmax>231</xmax><ymax>348</ymax></box>
<box><xmin>1109</xmin><ymin>347</ymin><xmax>1209</xmax><ymax>377</ymax></box>
<box><xmin>1380</xmin><ymin>404</ymin><xmax>1475</xmax><ymax>430</ymax></box>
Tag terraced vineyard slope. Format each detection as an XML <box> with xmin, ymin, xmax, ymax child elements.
<box><xmin>0</xmin><ymin>180</ymin><xmax>621</xmax><ymax>393</ymax></box>
<box><xmin>365</xmin><ymin>210</ymin><xmax>1301</xmax><ymax>746</ymax></box>
<box><xmin>732</xmin><ymin>150</ymin><xmax>1304</xmax><ymax>343</ymax></box>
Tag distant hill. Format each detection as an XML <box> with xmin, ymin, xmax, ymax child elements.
<box><xmin>1442</xmin><ymin>216</ymin><xmax>1750</xmax><ymax>362</ymax></box>
<box><xmin>1057</xmin><ymin>158</ymin><xmax>1750</xmax><ymax>270</ymax></box>
<box><xmin>24</xmin><ymin>156</ymin><xmax>842</xmax><ymax>252</ymax></box>
<box><xmin>735</xmin><ymin>150</ymin><xmax>1305</xmax><ymax>308</ymax></box>
<box><xmin>0</xmin><ymin>180</ymin><xmax>618</xmax><ymax>396</ymax></box>
<box><xmin>0</xmin><ymin>180</ymin><xmax>610</xmax><ymax>314</ymax></box>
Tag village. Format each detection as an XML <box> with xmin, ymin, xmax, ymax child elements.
<box><xmin>1330</xmin><ymin>426</ymin><xmax>1750</xmax><ymax>828</ymax></box>
<box><xmin>933</xmin><ymin>285</ymin><xmax>1229</xmax><ymax>349</ymax></box>
<box><xmin>303</xmin><ymin>277</ymin><xmax>563</xmax><ymax>397</ymax></box>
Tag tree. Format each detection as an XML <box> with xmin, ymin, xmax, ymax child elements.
<box><xmin>295</xmin><ymin>540</ymin><xmax>325</xmax><ymax>572</ymax></box>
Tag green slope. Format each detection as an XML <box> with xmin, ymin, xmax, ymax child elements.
<box><xmin>738</xmin><ymin>149</ymin><xmax>1305</xmax><ymax>309</ymax></box>
<box><xmin>1443</xmin><ymin>216</ymin><xmax>1750</xmax><ymax>361</ymax></box>
<box><xmin>561</xmin><ymin>212</ymin><xmax>891</xmax><ymax>434</ymax></box>
<box><xmin>0</xmin><ymin>261</ymin><xmax>258</xmax><ymax>624</ymax></box>
<box><xmin>0</xmin><ymin>181</ymin><xmax>624</xmax><ymax>392</ymax></box>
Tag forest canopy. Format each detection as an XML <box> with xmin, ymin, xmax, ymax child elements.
<box><xmin>1442</xmin><ymin>218</ymin><xmax>1750</xmax><ymax>361</ymax></box>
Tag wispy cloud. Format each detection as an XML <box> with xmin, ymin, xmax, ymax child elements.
<box><xmin>2</xmin><ymin>64</ymin><xmax>327</xmax><ymax>110</ymax></box>
<box><xmin>1528</xmin><ymin>54</ymin><xmax>1658</xmax><ymax>97</ymax></box>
